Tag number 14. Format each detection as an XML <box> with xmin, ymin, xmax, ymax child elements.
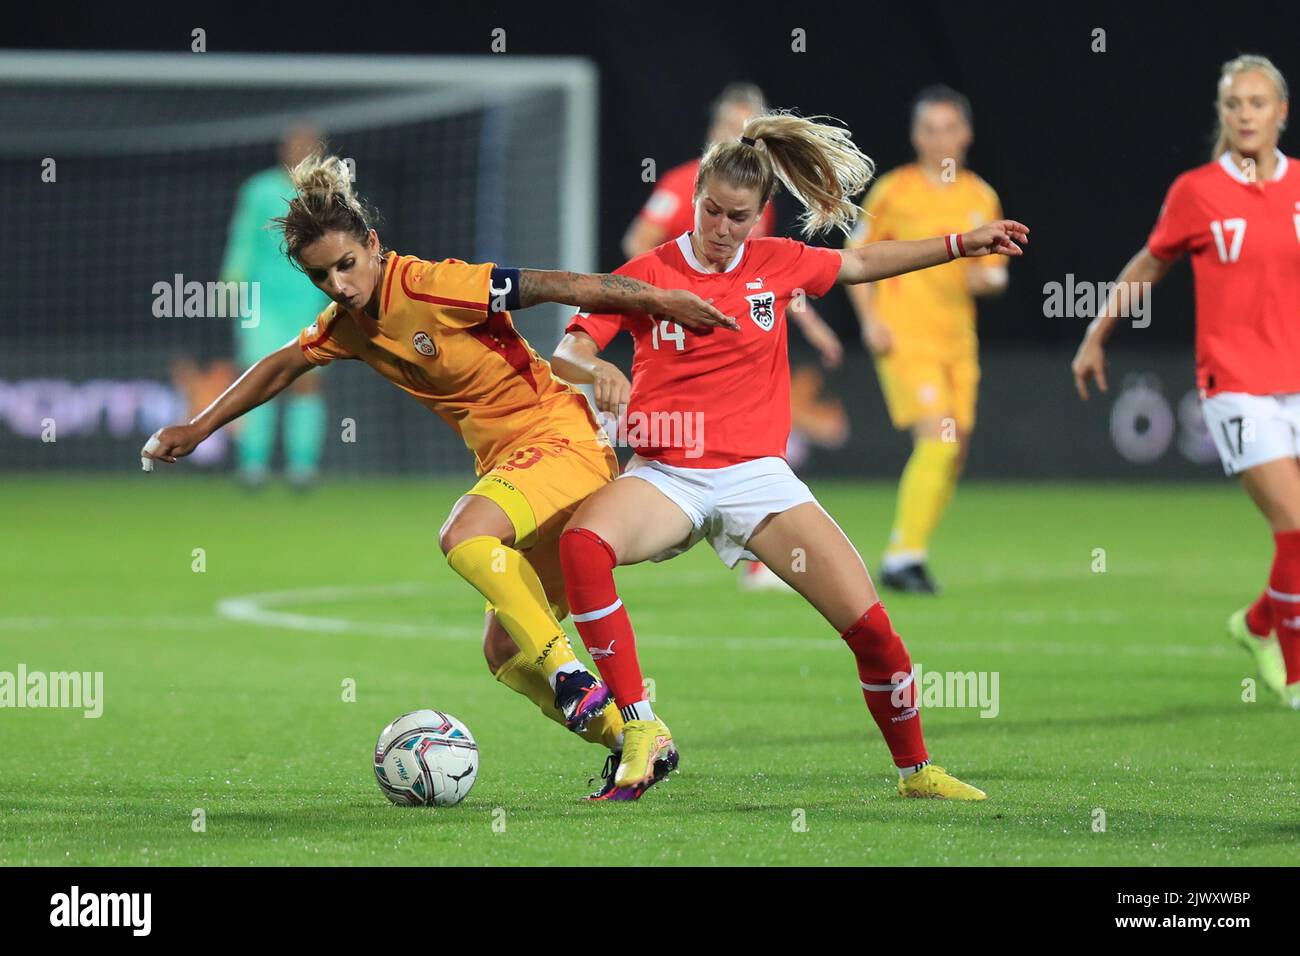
<box><xmin>650</xmin><ymin>319</ymin><xmax>685</xmax><ymax>351</ymax></box>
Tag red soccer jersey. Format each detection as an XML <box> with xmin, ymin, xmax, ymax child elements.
<box><xmin>567</xmin><ymin>233</ymin><xmax>842</xmax><ymax>467</ymax></box>
<box><xmin>637</xmin><ymin>158</ymin><xmax>776</xmax><ymax>241</ymax></box>
<box><xmin>1146</xmin><ymin>150</ymin><xmax>1300</xmax><ymax>396</ymax></box>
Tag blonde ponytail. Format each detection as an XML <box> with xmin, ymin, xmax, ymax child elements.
<box><xmin>695</xmin><ymin>111</ymin><xmax>875</xmax><ymax>239</ymax></box>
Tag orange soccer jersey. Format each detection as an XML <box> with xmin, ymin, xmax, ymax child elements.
<box><xmin>297</xmin><ymin>251</ymin><xmax>604</xmax><ymax>474</ymax></box>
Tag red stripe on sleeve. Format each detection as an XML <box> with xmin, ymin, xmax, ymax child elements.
<box><xmin>467</xmin><ymin>314</ymin><xmax>538</xmax><ymax>391</ymax></box>
<box><xmin>400</xmin><ymin>261</ymin><xmax>489</xmax><ymax>312</ymax></box>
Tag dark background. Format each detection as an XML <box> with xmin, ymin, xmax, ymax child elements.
<box><xmin>13</xmin><ymin>0</ymin><xmax>1299</xmax><ymax>347</ymax></box>
<box><xmin>6</xmin><ymin>1</ymin><xmax>1298</xmax><ymax>478</ymax></box>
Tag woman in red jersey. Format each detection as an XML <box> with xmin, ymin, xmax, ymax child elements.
<box><xmin>550</xmin><ymin>111</ymin><xmax>1028</xmax><ymax>800</ymax></box>
<box><xmin>1074</xmin><ymin>54</ymin><xmax>1299</xmax><ymax>709</ymax></box>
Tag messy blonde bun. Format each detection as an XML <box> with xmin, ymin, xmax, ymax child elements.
<box><xmin>271</xmin><ymin>149</ymin><xmax>379</xmax><ymax>266</ymax></box>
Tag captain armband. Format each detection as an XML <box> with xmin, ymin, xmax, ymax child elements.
<box><xmin>488</xmin><ymin>267</ymin><xmax>522</xmax><ymax>312</ymax></box>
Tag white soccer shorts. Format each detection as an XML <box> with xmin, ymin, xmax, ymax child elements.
<box><xmin>619</xmin><ymin>454</ymin><xmax>817</xmax><ymax>568</ymax></box>
<box><xmin>1202</xmin><ymin>391</ymin><xmax>1300</xmax><ymax>476</ymax></box>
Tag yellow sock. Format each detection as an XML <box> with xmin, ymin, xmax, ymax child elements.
<box><xmin>494</xmin><ymin>651</ymin><xmax>624</xmax><ymax>749</ymax></box>
<box><xmin>886</xmin><ymin>437</ymin><xmax>962</xmax><ymax>559</ymax></box>
<box><xmin>446</xmin><ymin>535</ymin><xmax>580</xmax><ymax>677</ymax></box>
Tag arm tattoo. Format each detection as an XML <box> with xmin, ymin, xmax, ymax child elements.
<box><xmin>517</xmin><ymin>269</ymin><xmax>547</xmax><ymax>309</ymax></box>
<box><xmin>518</xmin><ymin>269</ymin><xmax>659</xmax><ymax>312</ymax></box>
<box><xmin>598</xmin><ymin>273</ymin><xmax>649</xmax><ymax>296</ymax></box>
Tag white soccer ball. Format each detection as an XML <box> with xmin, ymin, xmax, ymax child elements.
<box><xmin>373</xmin><ymin>710</ymin><xmax>479</xmax><ymax>807</ymax></box>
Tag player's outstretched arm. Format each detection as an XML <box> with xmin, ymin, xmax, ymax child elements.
<box><xmin>551</xmin><ymin>331</ymin><xmax>631</xmax><ymax>413</ymax></box>
<box><xmin>1071</xmin><ymin>246</ymin><xmax>1172</xmax><ymax>400</ymax></box>
<box><xmin>141</xmin><ymin>338</ymin><xmax>313</xmax><ymax>468</ymax></box>
<box><xmin>967</xmin><ymin>263</ymin><xmax>1010</xmax><ymax>296</ymax></box>
<box><xmin>836</xmin><ymin>219</ymin><xmax>1029</xmax><ymax>285</ymax></box>
<box><xmin>622</xmin><ymin>217</ymin><xmax>666</xmax><ymax>260</ymax></box>
<box><xmin>518</xmin><ymin>269</ymin><xmax>739</xmax><ymax>332</ymax></box>
<box><xmin>788</xmin><ymin>300</ymin><xmax>843</xmax><ymax>369</ymax></box>
<box><xmin>844</xmin><ymin>276</ymin><xmax>893</xmax><ymax>356</ymax></box>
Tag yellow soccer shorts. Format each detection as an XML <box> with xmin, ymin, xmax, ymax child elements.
<box><xmin>875</xmin><ymin>351</ymin><xmax>980</xmax><ymax>434</ymax></box>
<box><xmin>465</xmin><ymin>437</ymin><xmax>618</xmax><ymax>620</ymax></box>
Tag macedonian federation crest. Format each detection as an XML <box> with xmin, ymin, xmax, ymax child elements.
<box><xmin>412</xmin><ymin>331</ymin><xmax>437</xmax><ymax>357</ymax></box>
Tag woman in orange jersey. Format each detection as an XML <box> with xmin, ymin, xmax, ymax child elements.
<box><xmin>141</xmin><ymin>152</ymin><xmax>735</xmax><ymax>785</ymax></box>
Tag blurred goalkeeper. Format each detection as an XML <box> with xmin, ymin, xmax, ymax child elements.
<box><xmin>221</xmin><ymin>126</ymin><xmax>331</xmax><ymax>489</ymax></box>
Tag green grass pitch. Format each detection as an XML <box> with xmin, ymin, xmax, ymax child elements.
<box><xmin>1</xmin><ymin>476</ymin><xmax>1296</xmax><ymax>866</ymax></box>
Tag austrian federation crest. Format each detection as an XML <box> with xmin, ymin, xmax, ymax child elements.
<box><xmin>745</xmin><ymin>291</ymin><xmax>776</xmax><ymax>332</ymax></box>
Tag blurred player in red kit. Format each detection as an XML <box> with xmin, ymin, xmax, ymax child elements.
<box><xmin>1073</xmin><ymin>54</ymin><xmax>1300</xmax><ymax>707</ymax></box>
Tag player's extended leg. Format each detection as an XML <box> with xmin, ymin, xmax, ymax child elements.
<box><xmin>486</xmin><ymin>608</ymin><xmax>672</xmax><ymax>802</ymax></box>
<box><xmin>283</xmin><ymin>372</ymin><xmax>326</xmax><ymax>490</ymax></box>
<box><xmin>1237</xmin><ymin>457</ymin><xmax>1300</xmax><ymax>706</ymax></box>
<box><xmin>877</xmin><ymin>356</ymin><xmax>969</xmax><ymax>594</ymax></box>
<box><xmin>559</xmin><ymin>475</ymin><xmax>696</xmax><ymax>793</ymax></box>
<box><xmin>746</xmin><ymin>501</ymin><xmax>986</xmax><ymax>799</ymax></box>
<box><xmin>235</xmin><ymin>392</ymin><xmax>277</xmax><ymax>488</ymax></box>
<box><xmin>440</xmin><ymin>493</ymin><xmax>609</xmax><ymax>731</ymax></box>
<box><xmin>881</xmin><ymin>415</ymin><xmax>963</xmax><ymax>594</ymax></box>
<box><xmin>482</xmin><ymin>609</ymin><xmax>622</xmax><ymax>749</ymax></box>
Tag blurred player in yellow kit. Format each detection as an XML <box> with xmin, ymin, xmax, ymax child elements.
<box><xmin>846</xmin><ymin>86</ymin><xmax>1009</xmax><ymax>594</ymax></box>
<box><xmin>141</xmin><ymin>151</ymin><xmax>736</xmax><ymax>795</ymax></box>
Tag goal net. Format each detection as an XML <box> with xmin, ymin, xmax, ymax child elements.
<box><xmin>0</xmin><ymin>51</ymin><xmax>597</xmax><ymax>475</ymax></box>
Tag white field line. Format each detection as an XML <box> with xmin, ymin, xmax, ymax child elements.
<box><xmin>209</xmin><ymin>583</ymin><xmax>1231</xmax><ymax>660</ymax></box>
<box><xmin>0</xmin><ymin>582</ymin><xmax>1232</xmax><ymax>661</ymax></box>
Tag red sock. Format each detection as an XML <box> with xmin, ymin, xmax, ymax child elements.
<box><xmin>1245</xmin><ymin>589</ymin><xmax>1273</xmax><ymax>637</ymax></box>
<box><xmin>559</xmin><ymin>528</ymin><xmax>647</xmax><ymax>707</ymax></box>
<box><xmin>841</xmin><ymin>602</ymin><xmax>928</xmax><ymax>767</ymax></box>
<box><xmin>1268</xmin><ymin>530</ymin><xmax>1300</xmax><ymax>685</ymax></box>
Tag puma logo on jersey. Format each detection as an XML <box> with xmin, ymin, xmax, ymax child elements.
<box><xmin>412</xmin><ymin>331</ymin><xmax>436</xmax><ymax>357</ymax></box>
<box><xmin>746</xmin><ymin>291</ymin><xmax>776</xmax><ymax>332</ymax></box>
<box><xmin>590</xmin><ymin>640</ymin><xmax>617</xmax><ymax>660</ymax></box>
<box><xmin>746</xmin><ymin>277</ymin><xmax>765</xmax><ymax>289</ymax></box>
<box><xmin>1281</xmin><ymin>616</ymin><xmax>1300</xmax><ymax>630</ymax></box>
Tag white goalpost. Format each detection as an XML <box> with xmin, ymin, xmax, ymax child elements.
<box><xmin>0</xmin><ymin>50</ymin><xmax>598</xmax><ymax>474</ymax></box>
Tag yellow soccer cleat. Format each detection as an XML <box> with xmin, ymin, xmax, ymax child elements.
<box><xmin>897</xmin><ymin>764</ymin><xmax>987</xmax><ymax>800</ymax></box>
<box><xmin>1227</xmin><ymin>607</ymin><xmax>1288</xmax><ymax>701</ymax></box>
<box><xmin>615</xmin><ymin>718</ymin><xmax>675</xmax><ymax>790</ymax></box>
